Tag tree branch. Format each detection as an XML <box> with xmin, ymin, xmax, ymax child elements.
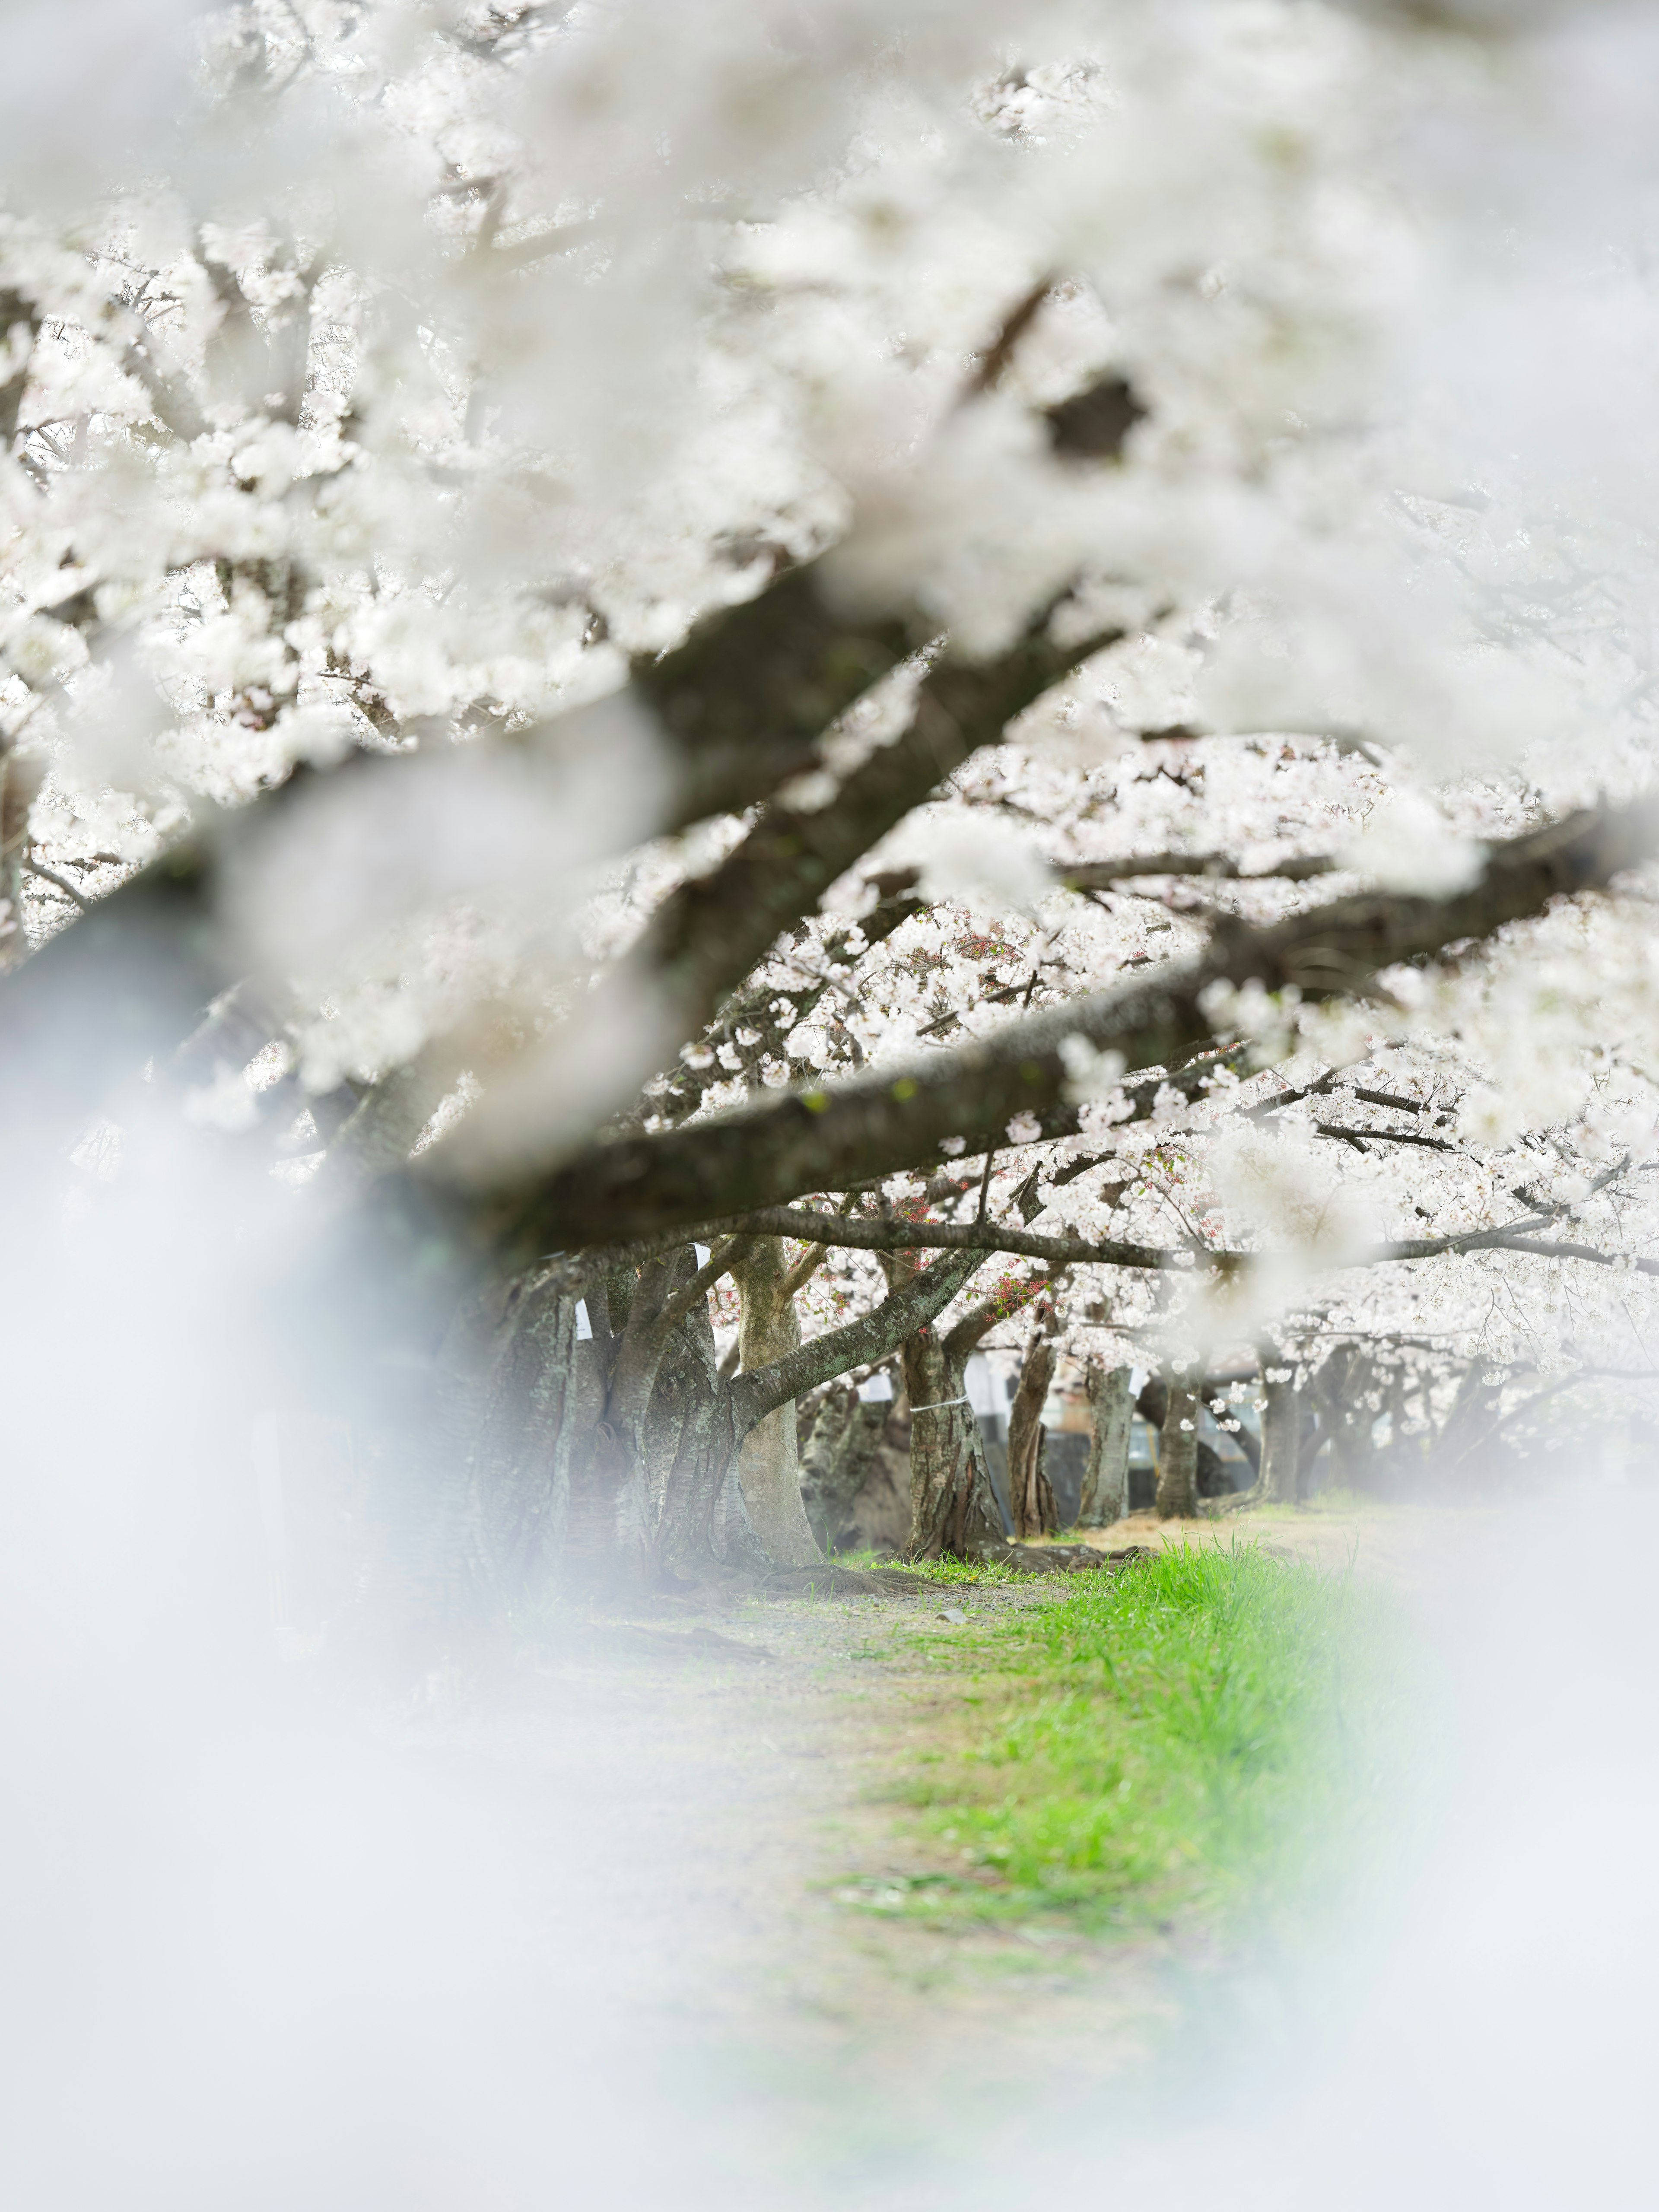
<box><xmin>634</xmin><ymin>563</ymin><xmax>917</xmax><ymax>832</ymax></box>
<box><xmin>622</xmin><ymin>607</ymin><xmax>1125</xmax><ymax>1044</ymax></box>
<box><xmin>508</xmin><ymin>795</ymin><xmax>1659</xmax><ymax>1247</ymax></box>
<box><xmin>944</xmin><ymin>1268</ymin><xmax>1058</xmax><ymax>1363</ymax></box>
<box><xmin>21</xmin><ymin>857</ymin><xmax>89</xmax><ymax>911</ymax></box>
<box><xmin>1056</xmin><ymin>852</ymin><xmax>1334</xmax><ymax>889</ymax></box>
<box><xmin>728</xmin><ymin>1249</ymin><xmax>982</xmax><ymax>1437</ymax></box>
<box><xmin>715</xmin><ymin>1203</ymin><xmax>1176</xmax><ymax>1270</ymax></box>
<box><xmin>1372</xmin><ymin>1230</ymin><xmax>1659</xmax><ymax>1277</ymax></box>
<box><xmin>655</xmin><ymin>1233</ymin><xmax>756</xmax><ymax>1331</ymax></box>
<box><xmin>1313</xmin><ymin>1121</ymin><xmax>1458</xmax><ymax>1154</ymax></box>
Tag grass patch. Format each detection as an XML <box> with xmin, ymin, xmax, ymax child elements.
<box><xmin>868</xmin><ymin>1541</ymin><xmax>1410</xmax><ymax>1943</ymax></box>
<box><xmin>831</xmin><ymin>1547</ymin><xmax>1026</xmax><ymax>1588</ymax></box>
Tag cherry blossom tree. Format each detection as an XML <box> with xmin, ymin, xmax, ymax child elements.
<box><xmin>5</xmin><ymin>0</ymin><xmax>1659</xmax><ymax>1605</ymax></box>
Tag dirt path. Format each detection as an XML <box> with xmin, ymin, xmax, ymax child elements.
<box><xmin>410</xmin><ymin>1570</ymin><xmax>1173</xmax><ymax>2172</ymax></box>
<box><xmin>1077</xmin><ymin>1495</ymin><xmax>1501</xmax><ymax>1588</ymax></box>
<box><xmin>391</xmin><ymin>1502</ymin><xmax>1460</xmax><ymax>2199</ymax></box>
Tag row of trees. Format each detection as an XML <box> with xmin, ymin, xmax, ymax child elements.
<box><xmin>3</xmin><ymin>0</ymin><xmax>1658</xmax><ymax>1632</ymax></box>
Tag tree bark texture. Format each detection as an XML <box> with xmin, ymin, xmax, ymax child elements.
<box><xmin>1007</xmin><ymin>1335</ymin><xmax>1059</xmax><ymax>1539</ymax></box>
<box><xmin>798</xmin><ymin>1384</ymin><xmax>892</xmax><ymax>1552</ymax></box>
<box><xmin>1155</xmin><ymin>1372</ymin><xmax>1201</xmax><ymax>1520</ymax></box>
<box><xmin>730</xmin><ymin>1237</ymin><xmax>822</xmax><ymax>1569</ymax></box>
<box><xmin>1078</xmin><ymin>1361</ymin><xmax>1134</xmax><ymax>1526</ymax></box>
<box><xmin>901</xmin><ymin>1324</ymin><xmax>1002</xmax><ymax>1560</ymax></box>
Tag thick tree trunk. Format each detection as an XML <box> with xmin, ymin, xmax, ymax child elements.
<box><xmin>1007</xmin><ymin>1335</ymin><xmax>1059</xmax><ymax>1538</ymax></box>
<box><xmin>799</xmin><ymin>1383</ymin><xmax>890</xmax><ymax>1553</ymax></box>
<box><xmin>1078</xmin><ymin>1361</ymin><xmax>1133</xmax><ymax>1527</ymax></box>
<box><xmin>1155</xmin><ymin>1370</ymin><xmax>1200</xmax><ymax>1520</ymax></box>
<box><xmin>645</xmin><ymin>1274</ymin><xmax>746</xmax><ymax>1579</ymax></box>
<box><xmin>1219</xmin><ymin>1398</ymin><xmax>1261</xmax><ymax>1481</ymax></box>
<box><xmin>730</xmin><ymin>1237</ymin><xmax>822</xmax><ymax>1568</ymax></box>
<box><xmin>417</xmin><ymin>1262</ymin><xmax>603</xmax><ymax>1625</ymax></box>
<box><xmin>560</xmin><ymin>1256</ymin><xmax>671</xmax><ymax>1589</ymax></box>
<box><xmin>432</xmin><ymin>1239</ymin><xmax>986</xmax><ymax>1611</ymax></box>
<box><xmin>902</xmin><ymin>1327</ymin><xmax>1002</xmax><ymax>1560</ymax></box>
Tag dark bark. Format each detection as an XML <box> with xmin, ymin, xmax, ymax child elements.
<box><xmin>0</xmin><ymin>743</ymin><xmax>44</xmax><ymax>974</ymax></box>
<box><xmin>429</xmin><ymin>1235</ymin><xmax>987</xmax><ymax>1602</ymax></box>
<box><xmin>1137</xmin><ymin>1372</ymin><xmax>1170</xmax><ymax>1431</ymax></box>
<box><xmin>716</xmin><ymin>1203</ymin><xmax>1174</xmax><ymax>1270</ymax></box>
<box><xmin>632</xmin><ymin>564</ymin><xmax>917</xmax><ymax>833</ymax></box>
<box><xmin>1435</xmin><ymin>1356</ymin><xmax>1513</xmax><ymax>1483</ymax></box>
<box><xmin>448</xmin><ymin>1264</ymin><xmax>594</xmax><ymax>1605</ymax></box>
<box><xmin>644</xmin><ymin>1276</ymin><xmax>730</xmax><ymax>1573</ymax></box>
<box><xmin>1056</xmin><ymin>852</ymin><xmax>1334</xmax><ymax>888</ymax></box>
<box><xmin>900</xmin><ymin>1329</ymin><xmax>998</xmax><ymax>1562</ymax></box>
<box><xmin>728</xmin><ymin>1247</ymin><xmax>982</xmax><ymax>1437</ymax></box>
<box><xmin>614</xmin><ymin>612</ymin><xmax>1125</xmax><ymax>1052</ymax></box>
<box><xmin>508</xmin><ymin>797</ymin><xmax>1659</xmax><ymax>1249</ymax></box>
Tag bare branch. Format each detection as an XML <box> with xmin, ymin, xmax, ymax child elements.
<box><xmin>21</xmin><ymin>857</ymin><xmax>89</xmax><ymax>911</ymax></box>
<box><xmin>1313</xmin><ymin>1121</ymin><xmax>1458</xmax><ymax>1154</ymax></box>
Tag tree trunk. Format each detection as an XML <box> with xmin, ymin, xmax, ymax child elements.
<box><xmin>902</xmin><ymin>1325</ymin><xmax>1002</xmax><ymax>1560</ymax></box>
<box><xmin>0</xmin><ymin>744</ymin><xmax>41</xmax><ymax>974</ymax></box>
<box><xmin>1259</xmin><ymin>1365</ymin><xmax>1304</xmax><ymax>1505</ymax></box>
<box><xmin>1218</xmin><ymin>1396</ymin><xmax>1261</xmax><ymax>1481</ymax></box>
<box><xmin>644</xmin><ymin>1273</ymin><xmax>740</xmax><ymax>1579</ymax></box>
<box><xmin>1314</xmin><ymin>1343</ymin><xmax>1383</xmax><ymax>1491</ymax></box>
<box><xmin>1007</xmin><ymin>1335</ymin><xmax>1059</xmax><ymax>1538</ymax></box>
<box><xmin>1137</xmin><ymin>1370</ymin><xmax>1169</xmax><ymax>1432</ymax></box>
<box><xmin>562</xmin><ymin>1256</ymin><xmax>670</xmax><ymax>1590</ymax></box>
<box><xmin>1078</xmin><ymin>1361</ymin><xmax>1133</xmax><ymax>1527</ymax></box>
<box><xmin>730</xmin><ymin>1237</ymin><xmax>821</xmax><ymax>1568</ymax></box>
<box><xmin>1155</xmin><ymin>1370</ymin><xmax>1200</xmax><ymax>1520</ymax></box>
<box><xmin>459</xmin><ymin>1267</ymin><xmax>594</xmax><ymax>1601</ymax></box>
<box><xmin>429</xmin><ymin>1239</ymin><xmax>988</xmax><ymax>1612</ymax></box>
<box><xmin>798</xmin><ymin>1383</ymin><xmax>890</xmax><ymax>1553</ymax></box>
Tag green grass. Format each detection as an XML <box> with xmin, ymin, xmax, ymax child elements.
<box><xmin>831</xmin><ymin>1547</ymin><xmax>1026</xmax><ymax>1587</ymax></box>
<box><xmin>865</xmin><ymin>1541</ymin><xmax>1411</xmax><ymax>1943</ymax></box>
